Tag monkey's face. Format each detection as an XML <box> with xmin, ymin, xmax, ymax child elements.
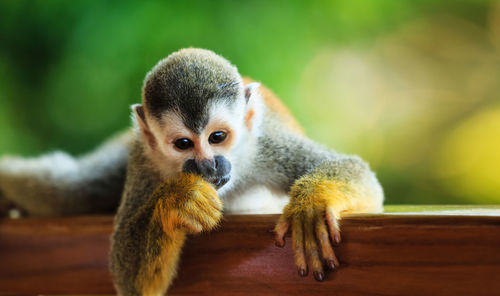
<box><xmin>154</xmin><ymin>102</ymin><xmax>245</xmax><ymax>188</ymax></box>
<box><xmin>133</xmin><ymin>92</ymin><xmax>260</xmax><ymax>190</ymax></box>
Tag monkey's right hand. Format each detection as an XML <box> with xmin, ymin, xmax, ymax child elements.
<box><xmin>151</xmin><ymin>173</ymin><xmax>223</xmax><ymax>234</ymax></box>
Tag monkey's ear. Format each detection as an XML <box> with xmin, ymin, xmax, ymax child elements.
<box><xmin>243</xmin><ymin>82</ymin><xmax>263</xmax><ymax>133</ymax></box>
<box><xmin>244</xmin><ymin>82</ymin><xmax>261</xmax><ymax>103</ymax></box>
<box><xmin>132</xmin><ymin>104</ymin><xmax>157</xmax><ymax>149</ymax></box>
<box><xmin>132</xmin><ymin>104</ymin><xmax>148</xmax><ymax>129</ymax></box>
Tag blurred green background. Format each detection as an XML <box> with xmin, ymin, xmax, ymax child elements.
<box><xmin>0</xmin><ymin>0</ymin><xmax>499</xmax><ymax>205</ymax></box>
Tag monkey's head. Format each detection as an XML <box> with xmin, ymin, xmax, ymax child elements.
<box><xmin>133</xmin><ymin>48</ymin><xmax>262</xmax><ymax>190</ymax></box>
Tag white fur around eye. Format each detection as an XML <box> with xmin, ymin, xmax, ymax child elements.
<box><xmin>206</xmin><ymin>101</ymin><xmax>245</xmax><ymax>142</ymax></box>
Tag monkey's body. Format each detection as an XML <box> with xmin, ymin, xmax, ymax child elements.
<box><xmin>0</xmin><ymin>49</ymin><xmax>383</xmax><ymax>296</ymax></box>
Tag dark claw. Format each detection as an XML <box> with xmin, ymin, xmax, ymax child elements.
<box><xmin>313</xmin><ymin>271</ymin><xmax>325</xmax><ymax>282</ymax></box>
<box><xmin>298</xmin><ymin>268</ymin><xmax>308</xmax><ymax>277</ymax></box>
<box><xmin>327</xmin><ymin>260</ymin><xmax>336</xmax><ymax>270</ymax></box>
<box><xmin>275</xmin><ymin>240</ymin><xmax>285</xmax><ymax>248</ymax></box>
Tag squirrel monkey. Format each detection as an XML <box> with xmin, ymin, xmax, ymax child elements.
<box><xmin>0</xmin><ymin>48</ymin><xmax>383</xmax><ymax>295</ymax></box>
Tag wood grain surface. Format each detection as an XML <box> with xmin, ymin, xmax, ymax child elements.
<box><xmin>0</xmin><ymin>208</ymin><xmax>499</xmax><ymax>296</ymax></box>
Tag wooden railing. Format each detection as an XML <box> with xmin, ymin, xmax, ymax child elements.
<box><xmin>0</xmin><ymin>206</ymin><xmax>499</xmax><ymax>296</ymax></box>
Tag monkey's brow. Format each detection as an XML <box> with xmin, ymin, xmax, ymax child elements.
<box><xmin>218</xmin><ymin>80</ymin><xmax>240</xmax><ymax>89</ymax></box>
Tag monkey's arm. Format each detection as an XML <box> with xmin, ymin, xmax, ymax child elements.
<box><xmin>255</xmin><ymin>130</ymin><xmax>383</xmax><ymax>281</ymax></box>
<box><xmin>111</xmin><ymin>167</ymin><xmax>222</xmax><ymax>296</ymax></box>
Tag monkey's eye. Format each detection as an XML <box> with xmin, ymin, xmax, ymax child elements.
<box><xmin>209</xmin><ymin>131</ymin><xmax>227</xmax><ymax>144</ymax></box>
<box><xmin>174</xmin><ymin>138</ymin><xmax>193</xmax><ymax>150</ymax></box>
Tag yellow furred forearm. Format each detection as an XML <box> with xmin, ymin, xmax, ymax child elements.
<box><xmin>135</xmin><ymin>227</ymin><xmax>186</xmax><ymax>296</ymax></box>
<box><xmin>134</xmin><ymin>174</ymin><xmax>221</xmax><ymax>296</ymax></box>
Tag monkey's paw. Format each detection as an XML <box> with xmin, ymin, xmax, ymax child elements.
<box><xmin>152</xmin><ymin>173</ymin><xmax>223</xmax><ymax>234</ymax></box>
<box><xmin>274</xmin><ymin>176</ymin><xmax>352</xmax><ymax>282</ymax></box>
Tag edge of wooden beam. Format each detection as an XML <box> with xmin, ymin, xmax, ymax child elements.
<box><xmin>1</xmin><ymin>206</ymin><xmax>499</xmax><ymax>296</ymax></box>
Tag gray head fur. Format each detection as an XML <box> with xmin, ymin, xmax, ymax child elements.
<box><xmin>142</xmin><ymin>48</ymin><xmax>243</xmax><ymax>133</ymax></box>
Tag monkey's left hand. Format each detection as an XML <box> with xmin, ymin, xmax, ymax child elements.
<box><xmin>274</xmin><ymin>175</ymin><xmax>353</xmax><ymax>282</ymax></box>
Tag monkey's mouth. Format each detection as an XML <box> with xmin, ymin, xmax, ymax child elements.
<box><xmin>207</xmin><ymin>175</ymin><xmax>230</xmax><ymax>189</ymax></box>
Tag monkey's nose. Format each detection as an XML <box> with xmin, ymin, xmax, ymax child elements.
<box><xmin>198</xmin><ymin>158</ymin><xmax>216</xmax><ymax>176</ymax></box>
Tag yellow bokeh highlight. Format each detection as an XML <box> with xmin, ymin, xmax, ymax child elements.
<box><xmin>434</xmin><ymin>107</ymin><xmax>500</xmax><ymax>203</ymax></box>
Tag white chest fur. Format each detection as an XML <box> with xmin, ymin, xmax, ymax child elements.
<box><xmin>221</xmin><ymin>185</ymin><xmax>289</xmax><ymax>214</ymax></box>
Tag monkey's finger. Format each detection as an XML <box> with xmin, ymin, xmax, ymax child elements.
<box><xmin>292</xmin><ymin>215</ymin><xmax>307</xmax><ymax>277</ymax></box>
<box><xmin>180</xmin><ymin>209</ymin><xmax>220</xmax><ymax>232</ymax></box>
<box><xmin>274</xmin><ymin>214</ymin><xmax>290</xmax><ymax>248</ymax></box>
<box><xmin>188</xmin><ymin>198</ymin><xmax>222</xmax><ymax>220</ymax></box>
<box><xmin>304</xmin><ymin>214</ymin><xmax>324</xmax><ymax>282</ymax></box>
<box><xmin>199</xmin><ymin>193</ymin><xmax>223</xmax><ymax>212</ymax></box>
<box><xmin>191</xmin><ymin>189</ymin><xmax>223</xmax><ymax>211</ymax></box>
<box><xmin>176</xmin><ymin>212</ymin><xmax>204</xmax><ymax>233</ymax></box>
<box><xmin>326</xmin><ymin>206</ymin><xmax>341</xmax><ymax>245</ymax></box>
<box><xmin>195</xmin><ymin>185</ymin><xmax>222</xmax><ymax>208</ymax></box>
<box><xmin>192</xmin><ymin>210</ymin><xmax>222</xmax><ymax>230</ymax></box>
<box><xmin>208</xmin><ymin>197</ymin><xmax>224</xmax><ymax>212</ymax></box>
<box><xmin>183</xmin><ymin>207</ymin><xmax>221</xmax><ymax>230</ymax></box>
<box><xmin>204</xmin><ymin>193</ymin><xmax>223</xmax><ymax>211</ymax></box>
<box><xmin>315</xmin><ymin>215</ymin><xmax>339</xmax><ymax>269</ymax></box>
